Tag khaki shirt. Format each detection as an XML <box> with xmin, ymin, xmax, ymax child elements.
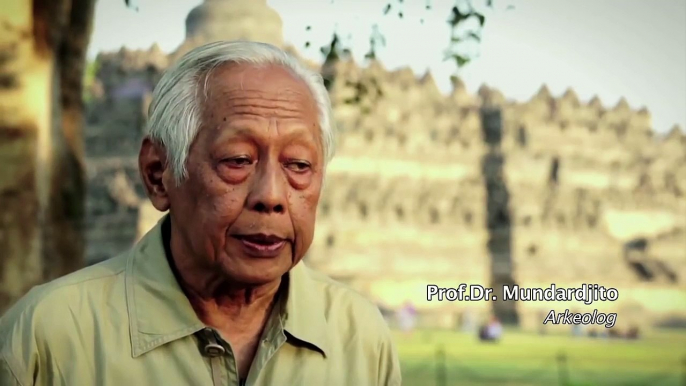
<box><xmin>0</xmin><ymin>218</ymin><xmax>401</xmax><ymax>386</ymax></box>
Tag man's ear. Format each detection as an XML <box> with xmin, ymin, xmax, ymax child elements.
<box><xmin>138</xmin><ymin>137</ymin><xmax>172</xmax><ymax>212</ymax></box>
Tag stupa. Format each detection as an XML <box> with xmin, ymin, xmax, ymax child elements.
<box><xmin>170</xmin><ymin>0</ymin><xmax>284</xmax><ymax>61</ymax></box>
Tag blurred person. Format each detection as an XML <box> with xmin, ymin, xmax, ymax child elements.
<box><xmin>396</xmin><ymin>301</ymin><xmax>417</xmax><ymax>335</ymax></box>
<box><xmin>478</xmin><ymin>315</ymin><xmax>503</xmax><ymax>342</ymax></box>
<box><xmin>626</xmin><ymin>325</ymin><xmax>641</xmax><ymax>340</ymax></box>
<box><xmin>0</xmin><ymin>41</ymin><xmax>401</xmax><ymax>386</ymax></box>
<box><xmin>487</xmin><ymin>316</ymin><xmax>503</xmax><ymax>340</ymax></box>
<box><xmin>608</xmin><ymin>328</ymin><xmax>622</xmax><ymax>339</ymax></box>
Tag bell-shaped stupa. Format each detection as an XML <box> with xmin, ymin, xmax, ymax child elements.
<box><xmin>171</xmin><ymin>0</ymin><xmax>284</xmax><ymax>61</ymax></box>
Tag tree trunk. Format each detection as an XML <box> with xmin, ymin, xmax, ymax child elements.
<box><xmin>0</xmin><ymin>0</ymin><xmax>95</xmax><ymax>314</ymax></box>
<box><xmin>43</xmin><ymin>0</ymin><xmax>95</xmax><ymax>281</ymax></box>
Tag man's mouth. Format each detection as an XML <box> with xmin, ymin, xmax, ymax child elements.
<box><xmin>233</xmin><ymin>233</ymin><xmax>288</xmax><ymax>256</ymax></box>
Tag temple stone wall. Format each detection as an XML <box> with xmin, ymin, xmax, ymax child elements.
<box><xmin>84</xmin><ymin>46</ymin><xmax>166</xmax><ymax>263</ymax></box>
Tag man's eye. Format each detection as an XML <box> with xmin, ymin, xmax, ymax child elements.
<box><xmin>286</xmin><ymin>161</ymin><xmax>311</xmax><ymax>173</ymax></box>
<box><xmin>222</xmin><ymin>157</ymin><xmax>253</xmax><ymax>168</ymax></box>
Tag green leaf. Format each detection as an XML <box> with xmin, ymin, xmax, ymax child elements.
<box><xmin>444</xmin><ymin>54</ymin><xmax>470</xmax><ymax>68</ymax></box>
<box><xmin>456</xmin><ymin>56</ymin><xmax>470</xmax><ymax>67</ymax></box>
<box><xmin>448</xmin><ymin>6</ymin><xmax>463</xmax><ymax>27</ymax></box>
<box><xmin>467</xmin><ymin>31</ymin><xmax>481</xmax><ymax>42</ymax></box>
<box><xmin>474</xmin><ymin>12</ymin><xmax>486</xmax><ymax>27</ymax></box>
<box><xmin>383</xmin><ymin>3</ymin><xmax>392</xmax><ymax>15</ymax></box>
<box><xmin>123</xmin><ymin>0</ymin><xmax>138</xmax><ymax>11</ymax></box>
<box><xmin>448</xmin><ymin>5</ymin><xmax>475</xmax><ymax>27</ymax></box>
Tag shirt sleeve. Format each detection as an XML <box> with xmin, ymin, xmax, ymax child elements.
<box><xmin>0</xmin><ymin>354</ymin><xmax>24</xmax><ymax>386</ymax></box>
<box><xmin>377</xmin><ymin>329</ymin><xmax>402</xmax><ymax>386</ymax></box>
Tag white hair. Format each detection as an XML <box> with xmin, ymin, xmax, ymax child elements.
<box><xmin>145</xmin><ymin>41</ymin><xmax>336</xmax><ymax>185</ymax></box>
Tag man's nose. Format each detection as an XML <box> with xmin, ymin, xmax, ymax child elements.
<box><xmin>246</xmin><ymin>160</ymin><xmax>287</xmax><ymax>214</ymax></box>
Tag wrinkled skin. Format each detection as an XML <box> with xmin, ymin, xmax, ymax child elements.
<box><xmin>140</xmin><ymin>63</ymin><xmax>323</xmax><ymax>299</ymax></box>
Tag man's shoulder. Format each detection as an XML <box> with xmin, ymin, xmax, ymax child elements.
<box><xmin>42</xmin><ymin>253</ymin><xmax>129</xmax><ymax>292</ymax></box>
<box><xmin>302</xmin><ymin>265</ymin><xmax>390</xmax><ymax>333</ymax></box>
<box><xmin>0</xmin><ymin>253</ymin><xmax>132</xmax><ymax>384</ymax></box>
<box><xmin>300</xmin><ymin>264</ymin><xmax>400</xmax><ymax>384</ymax></box>
<box><xmin>0</xmin><ymin>253</ymin><xmax>129</xmax><ymax>346</ymax></box>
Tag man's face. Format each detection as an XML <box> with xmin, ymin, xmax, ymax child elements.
<box><xmin>143</xmin><ymin>63</ymin><xmax>324</xmax><ymax>285</ymax></box>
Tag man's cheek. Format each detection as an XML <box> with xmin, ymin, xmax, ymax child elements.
<box><xmin>297</xmin><ymin>223</ymin><xmax>315</xmax><ymax>251</ymax></box>
<box><xmin>290</xmin><ymin>224</ymin><xmax>308</xmax><ymax>260</ymax></box>
<box><xmin>212</xmin><ymin>189</ymin><xmax>245</xmax><ymax>214</ymax></box>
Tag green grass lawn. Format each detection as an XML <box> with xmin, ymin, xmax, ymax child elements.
<box><xmin>394</xmin><ymin>329</ymin><xmax>686</xmax><ymax>386</ymax></box>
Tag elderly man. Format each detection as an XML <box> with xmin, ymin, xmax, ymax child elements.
<box><xmin>0</xmin><ymin>41</ymin><xmax>401</xmax><ymax>386</ymax></box>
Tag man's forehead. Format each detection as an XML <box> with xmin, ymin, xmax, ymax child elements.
<box><xmin>207</xmin><ymin>63</ymin><xmax>308</xmax><ymax>95</ymax></box>
<box><xmin>196</xmin><ymin>63</ymin><xmax>320</xmax><ymax>144</ymax></box>
<box><xmin>201</xmin><ymin>63</ymin><xmax>317</xmax><ymax>115</ymax></box>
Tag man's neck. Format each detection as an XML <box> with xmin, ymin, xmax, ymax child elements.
<box><xmin>161</xmin><ymin>217</ymin><xmax>282</xmax><ymax>329</ymax></box>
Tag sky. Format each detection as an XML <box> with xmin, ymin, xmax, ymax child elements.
<box><xmin>89</xmin><ymin>0</ymin><xmax>686</xmax><ymax>134</ymax></box>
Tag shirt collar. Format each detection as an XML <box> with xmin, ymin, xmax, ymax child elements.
<box><xmin>125</xmin><ymin>215</ymin><xmax>330</xmax><ymax>357</ymax></box>
<box><xmin>126</xmin><ymin>215</ymin><xmax>205</xmax><ymax>357</ymax></box>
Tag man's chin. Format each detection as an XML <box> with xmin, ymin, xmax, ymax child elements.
<box><xmin>218</xmin><ymin>256</ymin><xmax>290</xmax><ymax>285</ymax></box>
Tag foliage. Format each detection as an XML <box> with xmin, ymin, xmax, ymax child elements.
<box><xmin>123</xmin><ymin>0</ymin><xmax>138</xmax><ymax>12</ymax></box>
<box><xmin>82</xmin><ymin>59</ymin><xmax>100</xmax><ymax>103</ymax></box>
<box><xmin>310</xmin><ymin>0</ymin><xmax>514</xmax><ymax>73</ymax></box>
<box><xmin>121</xmin><ymin>0</ymin><xmax>513</xmax><ymax>73</ymax></box>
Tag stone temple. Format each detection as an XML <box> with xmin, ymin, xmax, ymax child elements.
<box><xmin>172</xmin><ymin>0</ymin><xmax>284</xmax><ymax>61</ymax></box>
<box><xmin>84</xmin><ymin>0</ymin><xmax>686</xmax><ymax>331</ymax></box>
